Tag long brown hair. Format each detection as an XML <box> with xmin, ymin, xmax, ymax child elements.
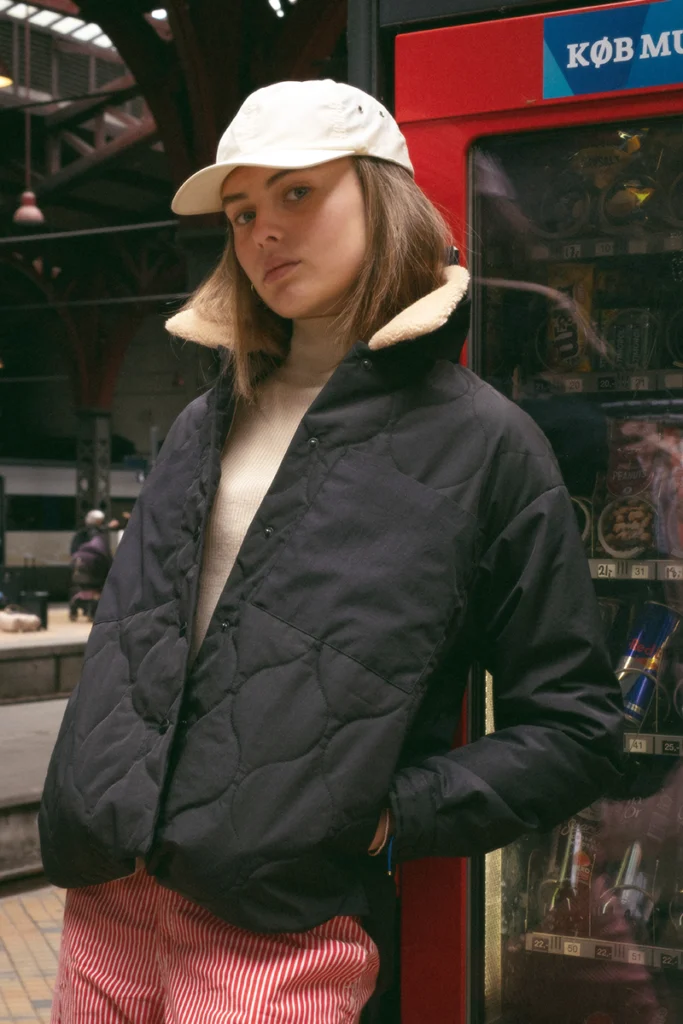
<box><xmin>184</xmin><ymin>156</ymin><xmax>452</xmax><ymax>399</ymax></box>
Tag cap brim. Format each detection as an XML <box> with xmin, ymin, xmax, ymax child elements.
<box><xmin>171</xmin><ymin>149</ymin><xmax>357</xmax><ymax>216</ymax></box>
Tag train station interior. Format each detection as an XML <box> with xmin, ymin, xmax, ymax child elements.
<box><xmin>0</xmin><ymin>4</ymin><xmax>349</xmax><ymax>1019</ymax></box>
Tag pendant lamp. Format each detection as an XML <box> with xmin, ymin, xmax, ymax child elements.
<box><xmin>13</xmin><ymin>19</ymin><xmax>44</xmax><ymax>225</ymax></box>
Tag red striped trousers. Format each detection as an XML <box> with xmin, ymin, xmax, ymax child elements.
<box><xmin>52</xmin><ymin>863</ymin><xmax>379</xmax><ymax>1023</ymax></box>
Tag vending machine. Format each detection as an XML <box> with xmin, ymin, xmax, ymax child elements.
<box><xmin>391</xmin><ymin>1</ymin><xmax>683</xmax><ymax>1022</ymax></box>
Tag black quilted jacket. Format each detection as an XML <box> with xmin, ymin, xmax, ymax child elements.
<box><xmin>39</xmin><ymin>267</ymin><xmax>623</xmax><ymax>939</ymax></box>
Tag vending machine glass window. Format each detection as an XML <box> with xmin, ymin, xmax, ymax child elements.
<box><xmin>472</xmin><ymin>116</ymin><xmax>683</xmax><ymax>1024</ymax></box>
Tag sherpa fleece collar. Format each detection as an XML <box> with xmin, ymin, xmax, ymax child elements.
<box><xmin>165</xmin><ymin>264</ymin><xmax>470</xmax><ymax>353</ymax></box>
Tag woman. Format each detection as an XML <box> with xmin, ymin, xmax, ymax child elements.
<box><xmin>40</xmin><ymin>79</ymin><xmax>623</xmax><ymax>1023</ymax></box>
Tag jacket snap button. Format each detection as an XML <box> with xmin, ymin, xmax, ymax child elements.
<box><xmin>308</xmin><ymin>437</ymin><xmax>319</xmax><ymax>449</ymax></box>
<box><xmin>361</xmin><ymin>358</ymin><xmax>372</xmax><ymax>370</ymax></box>
<box><xmin>264</xmin><ymin>526</ymin><xmax>274</xmax><ymax>538</ymax></box>
<box><xmin>220</xmin><ymin>621</ymin><xmax>230</xmax><ymax>632</ymax></box>
<box><xmin>178</xmin><ymin>622</ymin><xmax>187</xmax><ymax>637</ymax></box>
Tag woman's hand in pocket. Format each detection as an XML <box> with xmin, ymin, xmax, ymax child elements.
<box><xmin>368</xmin><ymin>809</ymin><xmax>393</xmax><ymax>854</ymax></box>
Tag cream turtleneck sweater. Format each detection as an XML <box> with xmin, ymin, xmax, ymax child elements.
<box><xmin>190</xmin><ymin>319</ymin><xmax>343</xmax><ymax>661</ymax></box>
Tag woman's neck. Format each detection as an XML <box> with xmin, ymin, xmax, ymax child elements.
<box><xmin>276</xmin><ymin>315</ymin><xmax>345</xmax><ymax>386</ymax></box>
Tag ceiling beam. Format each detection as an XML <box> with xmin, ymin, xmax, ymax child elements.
<box><xmin>100</xmin><ymin>166</ymin><xmax>170</xmax><ymax>193</ymax></box>
<box><xmin>75</xmin><ymin>0</ymin><xmax>194</xmax><ymax>185</ymax></box>
<box><xmin>44</xmin><ymin>73</ymin><xmax>140</xmax><ymax>130</ymax></box>
<box><xmin>266</xmin><ymin>0</ymin><xmax>347</xmax><ymax>83</ymax></box>
<box><xmin>32</xmin><ymin>0</ymin><xmax>80</xmax><ymax>14</ymax></box>
<box><xmin>36</xmin><ymin>116</ymin><xmax>157</xmax><ymax>196</ymax></box>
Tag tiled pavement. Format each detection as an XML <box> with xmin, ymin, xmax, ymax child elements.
<box><xmin>0</xmin><ymin>886</ymin><xmax>63</xmax><ymax>1022</ymax></box>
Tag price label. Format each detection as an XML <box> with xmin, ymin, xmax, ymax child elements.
<box><xmin>660</xmin><ymin>952</ymin><xmax>679</xmax><ymax>969</ymax></box>
<box><xmin>564</xmin><ymin>941</ymin><xmax>582</xmax><ymax>957</ymax></box>
<box><xmin>595</xmin><ymin>240</ymin><xmax>615</xmax><ymax>257</ymax></box>
<box><xmin>628</xmin><ymin>238</ymin><xmax>648</xmax><ymax>254</ymax></box>
<box><xmin>596</xmin><ymin>562</ymin><xmax>616</xmax><ymax>579</ymax></box>
<box><xmin>597</xmin><ymin>376</ymin><xmax>616</xmax><ymax>391</ymax></box>
<box><xmin>662</xmin><ymin>739</ymin><xmax>682</xmax><ymax>756</ymax></box>
<box><xmin>594</xmin><ymin>944</ymin><xmax>613</xmax><ymax>960</ymax></box>
<box><xmin>531</xmin><ymin>245</ymin><xmax>550</xmax><ymax>261</ymax></box>
<box><xmin>532</xmin><ymin>936</ymin><xmax>549</xmax><ymax>952</ymax></box>
<box><xmin>562</xmin><ymin>243</ymin><xmax>582</xmax><ymax>259</ymax></box>
<box><xmin>533</xmin><ymin>378</ymin><xmax>551</xmax><ymax>394</ymax></box>
<box><xmin>664</xmin><ymin>373</ymin><xmax>683</xmax><ymax>389</ymax></box>
<box><xmin>564</xmin><ymin>378</ymin><xmax>584</xmax><ymax>393</ymax></box>
<box><xmin>626</xmin><ymin>735</ymin><xmax>649</xmax><ymax>754</ymax></box>
<box><xmin>630</xmin><ymin>376</ymin><xmax>649</xmax><ymax>391</ymax></box>
<box><xmin>664</xmin><ymin>564</ymin><xmax>683</xmax><ymax>581</ymax></box>
<box><xmin>630</xmin><ymin>563</ymin><xmax>651</xmax><ymax>580</ymax></box>
<box><xmin>628</xmin><ymin>948</ymin><xmax>646</xmax><ymax>965</ymax></box>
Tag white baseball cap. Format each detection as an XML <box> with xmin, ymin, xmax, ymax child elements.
<box><xmin>171</xmin><ymin>79</ymin><xmax>414</xmax><ymax>216</ymax></box>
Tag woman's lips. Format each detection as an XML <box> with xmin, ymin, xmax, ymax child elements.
<box><xmin>263</xmin><ymin>261</ymin><xmax>300</xmax><ymax>284</ymax></box>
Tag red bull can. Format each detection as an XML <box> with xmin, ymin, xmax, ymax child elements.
<box><xmin>617</xmin><ymin>601</ymin><xmax>680</xmax><ymax>677</ymax></box>
<box><xmin>621</xmin><ymin>670</ymin><xmax>658</xmax><ymax>727</ymax></box>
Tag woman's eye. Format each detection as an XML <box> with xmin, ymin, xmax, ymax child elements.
<box><xmin>286</xmin><ymin>186</ymin><xmax>310</xmax><ymax>202</ymax></box>
<box><xmin>234</xmin><ymin>210</ymin><xmax>255</xmax><ymax>226</ymax></box>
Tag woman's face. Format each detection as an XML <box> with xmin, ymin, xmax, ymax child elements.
<box><xmin>221</xmin><ymin>158</ymin><xmax>367</xmax><ymax>320</ymax></box>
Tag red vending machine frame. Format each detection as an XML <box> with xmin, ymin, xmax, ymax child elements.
<box><xmin>395</xmin><ymin>4</ymin><xmax>683</xmax><ymax>1022</ymax></box>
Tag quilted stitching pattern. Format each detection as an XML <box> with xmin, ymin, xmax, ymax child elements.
<box><xmin>39</xmin><ymin>314</ymin><xmax>622</xmax><ymax>936</ymax></box>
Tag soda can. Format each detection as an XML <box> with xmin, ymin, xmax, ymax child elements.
<box><xmin>616</xmin><ymin>601</ymin><xmax>681</xmax><ymax>677</ymax></box>
<box><xmin>620</xmin><ymin>670</ymin><xmax>657</xmax><ymax>727</ymax></box>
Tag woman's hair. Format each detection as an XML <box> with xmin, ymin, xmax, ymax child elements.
<box><xmin>185</xmin><ymin>156</ymin><xmax>452</xmax><ymax>399</ymax></box>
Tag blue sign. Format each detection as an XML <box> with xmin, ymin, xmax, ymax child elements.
<box><xmin>544</xmin><ymin>0</ymin><xmax>683</xmax><ymax>98</ymax></box>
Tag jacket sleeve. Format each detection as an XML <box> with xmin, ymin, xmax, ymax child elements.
<box><xmin>388</xmin><ymin>479</ymin><xmax>625</xmax><ymax>861</ymax></box>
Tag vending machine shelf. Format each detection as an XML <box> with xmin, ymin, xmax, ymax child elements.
<box><xmin>524</xmin><ymin>931</ymin><xmax>683</xmax><ymax>971</ymax></box>
<box><xmin>523</xmin><ymin>371</ymin><xmax>683</xmax><ymax>397</ymax></box>
<box><xmin>529</xmin><ymin>231</ymin><xmax>683</xmax><ymax>264</ymax></box>
<box><xmin>589</xmin><ymin>560</ymin><xmax>683</xmax><ymax>582</ymax></box>
<box><xmin>624</xmin><ymin>733</ymin><xmax>683</xmax><ymax>756</ymax></box>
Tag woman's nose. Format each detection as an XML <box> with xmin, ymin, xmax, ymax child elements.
<box><xmin>252</xmin><ymin>213</ymin><xmax>283</xmax><ymax>247</ymax></box>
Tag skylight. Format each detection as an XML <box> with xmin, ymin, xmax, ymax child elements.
<box><xmin>92</xmin><ymin>34</ymin><xmax>113</xmax><ymax>48</ymax></box>
<box><xmin>51</xmin><ymin>16</ymin><xmax>85</xmax><ymax>34</ymax></box>
<box><xmin>71</xmin><ymin>22</ymin><xmax>103</xmax><ymax>42</ymax></box>
<box><xmin>151</xmin><ymin>8</ymin><xmax>167</xmax><ymax>18</ymax></box>
<box><xmin>6</xmin><ymin>4</ymin><xmax>38</xmax><ymax>19</ymax></box>
<box><xmin>29</xmin><ymin>9</ymin><xmax>61</xmax><ymax>25</ymax></box>
<box><xmin>0</xmin><ymin>1</ymin><xmax>15</xmax><ymax>11</ymax></box>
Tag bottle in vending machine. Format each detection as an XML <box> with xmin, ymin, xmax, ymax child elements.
<box><xmin>667</xmin><ymin>816</ymin><xmax>683</xmax><ymax>947</ymax></box>
<box><xmin>597</xmin><ymin>790</ymin><xmax>673</xmax><ymax>945</ymax></box>
<box><xmin>597</xmin><ymin>839</ymin><xmax>660</xmax><ymax>945</ymax></box>
<box><xmin>538</xmin><ymin>812</ymin><xmax>599</xmax><ymax>937</ymax></box>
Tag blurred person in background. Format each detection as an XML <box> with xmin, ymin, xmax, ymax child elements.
<box><xmin>68</xmin><ymin>509</ymin><xmax>112</xmax><ymax>622</ymax></box>
<box><xmin>40</xmin><ymin>80</ymin><xmax>623</xmax><ymax>1023</ymax></box>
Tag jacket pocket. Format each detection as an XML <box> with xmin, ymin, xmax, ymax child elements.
<box><xmin>250</xmin><ymin>449</ymin><xmax>470</xmax><ymax>694</ymax></box>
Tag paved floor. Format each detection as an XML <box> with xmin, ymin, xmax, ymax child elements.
<box><xmin>0</xmin><ymin>605</ymin><xmax>91</xmax><ymax>652</ymax></box>
<box><xmin>0</xmin><ymin>885</ymin><xmax>63</xmax><ymax>1022</ymax></box>
<box><xmin>0</xmin><ymin>700</ymin><xmax>67</xmax><ymax>808</ymax></box>
<box><xmin>0</xmin><ymin>609</ymin><xmax>86</xmax><ymax>1019</ymax></box>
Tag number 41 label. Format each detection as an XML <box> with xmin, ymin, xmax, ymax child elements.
<box><xmin>626</xmin><ymin>735</ymin><xmax>650</xmax><ymax>754</ymax></box>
